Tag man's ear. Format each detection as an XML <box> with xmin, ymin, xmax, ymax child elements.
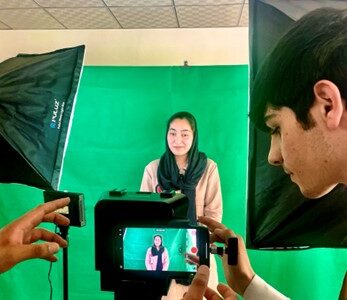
<box><xmin>313</xmin><ymin>80</ymin><xmax>344</xmax><ymax>129</ymax></box>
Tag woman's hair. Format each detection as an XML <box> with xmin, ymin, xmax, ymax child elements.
<box><xmin>166</xmin><ymin>111</ymin><xmax>197</xmax><ymax>135</ymax></box>
<box><xmin>250</xmin><ymin>8</ymin><xmax>347</xmax><ymax>131</ymax></box>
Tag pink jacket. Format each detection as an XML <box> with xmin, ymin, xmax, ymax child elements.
<box><xmin>140</xmin><ymin>158</ymin><xmax>223</xmax><ymax>222</ymax></box>
<box><xmin>145</xmin><ymin>247</ymin><xmax>169</xmax><ymax>271</ymax></box>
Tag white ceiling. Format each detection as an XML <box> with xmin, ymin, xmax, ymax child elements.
<box><xmin>0</xmin><ymin>0</ymin><xmax>249</xmax><ymax>30</ymax></box>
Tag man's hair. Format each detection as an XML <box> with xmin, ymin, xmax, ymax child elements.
<box><xmin>250</xmin><ymin>7</ymin><xmax>347</xmax><ymax>131</ymax></box>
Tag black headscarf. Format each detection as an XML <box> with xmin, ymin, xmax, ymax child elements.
<box><xmin>157</xmin><ymin>112</ymin><xmax>207</xmax><ymax>225</ymax></box>
<box><xmin>151</xmin><ymin>235</ymin><xmax>164</xmax><ymax>271</ymax></box>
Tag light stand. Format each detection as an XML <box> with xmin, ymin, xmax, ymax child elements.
<box><xmin>58</xmin><ymin>225</ymin><xmax>70</xmax><ymax>300</ymax></box>
<box><xmin>44</xmin><ymin>190</ymin><xmax>85</xmax><ymax>300</ymax></box>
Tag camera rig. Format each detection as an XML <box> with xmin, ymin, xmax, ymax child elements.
<box><xmin>94</xmin><ymin>190</ymin><xmax>238</xmax><ymax>300</ymax></box>
<box><xmin>95</xmin><ymin>190</ymin><xmax>192</xmax><ymax>299</ymax></box>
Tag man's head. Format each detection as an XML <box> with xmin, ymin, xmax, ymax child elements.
<box><xmin>250</xmin><ymin>7</ymin><xmax>347</xmax><ymax>131</ymax></box>
<box><xmin>250</xmin><ymin>8</ymin><xmax>347</xmax><ymax>198</ymax></box>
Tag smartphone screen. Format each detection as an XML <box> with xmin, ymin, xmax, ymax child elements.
<box><xmin>115</xmin><ymin>227</ymin><xmax>208</xmax><ymax>272</ymax></box>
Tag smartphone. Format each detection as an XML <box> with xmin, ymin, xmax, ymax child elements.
<box><xmin>114</xmin><ymin>226</ymin><xmax>209</xmax><ymax>275</ymax></box>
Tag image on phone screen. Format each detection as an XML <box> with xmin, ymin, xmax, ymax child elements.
<box><xmin>118</xmin><ymin>227</ymin><xmax>199</xmax><ymax>272</ymax></box>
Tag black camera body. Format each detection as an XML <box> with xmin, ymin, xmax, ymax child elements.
<box><xmin>94</xmin><ymin>191</ymin><xmax>209</xmax><ymax>299</ymax></box>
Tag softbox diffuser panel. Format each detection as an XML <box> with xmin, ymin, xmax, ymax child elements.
<box><xmin>0</xmin><ymin>45</ymin><xmax>85</xmax><ymax>190</ymax></box>
<box><xmin>247</xmin><ymin>0</ymin><xmax>347</xmax><ymax>249</ymax></box>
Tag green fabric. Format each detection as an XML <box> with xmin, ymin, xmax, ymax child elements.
<box><xmin>0</xmin><ymin>66</ymin><xmax>345</xmax><ymax>300</ymax></box>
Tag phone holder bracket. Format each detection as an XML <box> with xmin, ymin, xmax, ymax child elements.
<box><xmin>210</xmin><ymin>237</ymin><xmax>238</xmax><ymax>265</ymax></box>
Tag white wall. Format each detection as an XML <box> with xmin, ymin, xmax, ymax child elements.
<box><xmin>0</xmin><ymin>27</ymin><xmax>248</xmax><ymax>66</ymax></box>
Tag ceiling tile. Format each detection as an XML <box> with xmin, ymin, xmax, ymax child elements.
<box><xmin>35</xmin><ymin>0</ymin><xmax>105</xmax><ymax>8</ymax></box>
<box><xmin>0</xmin><ymin>0</ymin><xmax>249</xmax><ymax>30</ymax></box>
<box><xmin>176</xmin><ymin>4</ymin><xmax>242</xmax><ymax>28</ymax></box>
<box><xmin>47</xmin><ymin>7</ymin><xmax>121</xmax><ymax>29</ymax></box>
<box><xmin>174</xmin><ymin>0</ymin><xmax>243</xmax><ymax>5</ymax></box>
<box><xmin>239</xmin><ymin>4</ymin><xmax>248</xmax><ymax>26</ymax></box>
<box><xmin>110</xmin><ymin>6</ymin><xmax>178</xmax><ymax>28</ymax></box>
<box><xmin>0</xmin><ymin>9</ymin><xmax>64</xmax><ymax>29</ymax></box>
<box><xmin>0</xmin><ymin>0</ymin><xmax>38</xmax><ymax>9</ymax></box>
<box><xmin>105</xmin><ymin>0</ymin><xmax>172</xmax><ymax>6</ymax></box>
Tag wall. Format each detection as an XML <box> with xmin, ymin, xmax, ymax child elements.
<box><xmin>0</xmin><ymin>27</ymin><xmax>248</xmax><ymax>66</ymax></box>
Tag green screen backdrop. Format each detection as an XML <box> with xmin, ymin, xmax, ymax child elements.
<box><xmin>0</xmin><ymin>66</ymin><xmax>345</xmax><ymax>300</ymax></box>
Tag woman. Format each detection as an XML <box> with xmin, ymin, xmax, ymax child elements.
<box><xmin>145</xmin><ymin>235</ymin><xmax>169</xmax><ymax>271</ymax></box>
<box><xmin>140</xmin><ymin>111</ymin><xmax>223</xmax><ymax>299</ymax></box>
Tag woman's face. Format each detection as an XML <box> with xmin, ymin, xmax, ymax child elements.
<box><xmin>154</xmin><ymin>236</ymin><xmax>162</xmax><ymax>247</ymax></box>
<box><xmin>167</xmin><ymin>118</ymin><xmax>194</xmax><ymax>159</ymax></box>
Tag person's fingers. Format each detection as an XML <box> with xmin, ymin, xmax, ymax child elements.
<box><xmin>183</xmin><ymin>265</ymin><xmax>210</xmax><ymax>300</ymax></box>
<box><xmin>198</xmin><ymin>216</ymin><xmax>226</xmax><ymax>232</ymax></box>
<box><xmin>29</xmin><ymin>228</ymin><xmax>68</xmax><ymax>248</ymax></box>
<box><xmin>217</xmin><ymin>283</ymin><xmax>238</xmax><ymax>300</ymax></box>
<box><xmin>42</xmin><ymin>212</ymin><xmax>70</xmax><ymax>226</ymax></box>
<box><xmin>0</xmin><ymin>242</ymin><xmax>61</xmax><ymax>272</ymax></box>
<box><xmin>40</xmin><ymin>198</ymin><xmax>70</xmax><ymax>215</ymax></box>
<box><xmin>30</xmin><ymin>242</ymin><xmax>60</xmax><ymax>258</ymax></box>
<box><xmin>204</xmin><ymin>284</ymin><xmax>238</xmax><ymax>300</ymax></box>
<box><xmin>212</xmin><ymin>228</ymin><xmax>236</xmax><ymax>244</ymax></box>
<box><xmin>208</xmin><ymin>228</ymin><xmax>237</xmax><ymax>245</ymax></box>
<box><xmin>16</xmin><ymin>198</ymin><xmax>70</xmax><ymax>229</ymax></box>
<box><xmin>28</xmin><ymin>243</ymin><xmax>60</xmax><ymax>263</ymax></box>
<box><xmin>186</xmin><ymin>257</ymin><xmax>197</xmax><ymax>266</ymax></box>
<box><xmin>185</xmin><ymin>253</ymin><xmax>199</xmax><ymax>265</ymax></box>
<box><xmin>198</xmin><ymin>217</ymin><xmax>232</xmax><ymax>244</ymax></box>
<box><xmin>204</xmin><ymin>287</ymin><xmax>223</xmax><ymax>300</ymax></box>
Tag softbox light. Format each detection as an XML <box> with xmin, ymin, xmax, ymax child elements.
<box><xmin>0</xmin><ymin>45</ymin><xmax>85</xmax><ymax>190</ymax></box>
<box><xmin>247</xmin><ymin>0</ymin><xmax>347</xmax><ymax>249</ymax></box>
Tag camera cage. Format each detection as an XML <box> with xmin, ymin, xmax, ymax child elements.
<box><xmin>94</xmin><ymin>190</ymin><xmax>205</xmax><ymax>299</ymax></box>
<box><xmin>94</xmin><ymin>190</ymin><xmax>238</xmax><ymax>300</ymax></box>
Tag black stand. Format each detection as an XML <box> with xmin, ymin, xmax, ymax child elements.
<box><xmin>58</xmin><ymin>225</ymin><xmax>70</xmax><ymax>300</ymax></box>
